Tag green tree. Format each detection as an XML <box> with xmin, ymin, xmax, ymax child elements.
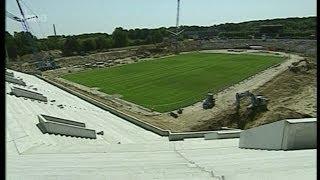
<box><xmin>151</xmin><ymin>30</ymin><xmax>163</xmax><ymax>43</ymax></box>
<box><xmin>44</xmin><ymin>36</ymin><xmax>64</xmax><ymax>50</ymax></box>
<box><xmin>112</xmin><ymin>27</ymin><xmax>128</xmax><ymax>48</ymax></box>
<box><xmin>95</xmin><ymin>37</ymin><xmax>113</xmax><ymax>50</ymax></box>
<box><xmin>81</xmin><ymin>38</ymin><xmax>97</xmax><ymax>52</ymax></box>
<box><xmin>5</xmin><ymin>32</ymin><xmax>18</xmax><ymax>61</ymax></box>
<box><xmin>13</xmin><ymin>31</ymin><xmax>38</xmax><ymax>56</ymax></box>
<box><xmin>95</xmin><ymin>37</ymin><xmax>105</xmax><ymax>50</ymax></box>
<box><xmin>62</xmin><ymin>36</ymin><xmax>80</xmax><ymax>56</ymax></box>
<box><xmin>37</xmin><ymin>41</ymin><xmax>49</xmax><ymax>51</ymax></box>
<box><xmin>104</xmin><ymin>38</ymin><xmax>113</xmax><ymax>49</ymax></box>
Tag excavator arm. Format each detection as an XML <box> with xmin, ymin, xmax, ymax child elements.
<box><xmin>235</xmin><ymin>91</ymin><xmax>267</xmax><ymax>112</ymax></box>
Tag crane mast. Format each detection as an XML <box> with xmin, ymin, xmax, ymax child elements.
<box><xmin>6</xmin><ymin>0</ymin><xmax>37</xmax><ymax>64</ymax></box>
<box><xmin>16</xmin><ymin>0</ymin><xmax>29</xmax><ymax>31</ymax></box>
<box><xmin>6</xmin><ymin>0</ymin><xmax>59</xmax><ymax>71</ymax></box>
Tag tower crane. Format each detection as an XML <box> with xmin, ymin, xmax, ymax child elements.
<box><xmin>6</xmin><ymin>0</ymin><xmax>38</xmax><ymax>65</ymax></box>
<box><xmin>6</xmin><ymin>0</ymin><xmax>38</xmax><ymax>32</ymax></box>
<box><xmin>6</xmin><ymin>0</ymin><xmax>58</xmax><ymax>71</ymax></box>
<box><xmin>6</xmin><ymin>0</ymin><xmax>36</xmax><ymax>64</ymax></box>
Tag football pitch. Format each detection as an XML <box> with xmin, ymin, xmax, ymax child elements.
<box><xmin>63</xmin><ymin>53</ymin><xmax>284</xmax><ymax>112</ymax></box>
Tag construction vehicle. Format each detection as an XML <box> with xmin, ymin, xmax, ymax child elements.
<box><xmin>234</xmin><ymin>91</ymin><xmax>268</xmax><ymax>129</ymax></box>
<box><xmin>203</xmin><ymin>93</ymin><xmax>215</xmax><ymax>109</ymax></box>
<box><xmin>235</xmin><ymin>91</ymin><xmax>268</xmax><ymax>113</ymax></box>
<box><xmin>36</xmin><ymin>55</ymin><xmax>60</xmax><ymax>71</ymax></box>
<box><xmin>6</xmin><ymin>0</ymin><xmax>59</xmax><ymax>71</ymax></box>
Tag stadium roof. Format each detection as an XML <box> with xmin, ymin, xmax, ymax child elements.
<box><xmin>6</xmin><ymin>70</ymin><xmax>316</xmax><ymax>180</ymax></box>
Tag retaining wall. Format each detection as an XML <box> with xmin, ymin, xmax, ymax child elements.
<box><xmin>204</xmin><ymin>129</ymin><xmax>242</xmax><ymax>140</ymax></box>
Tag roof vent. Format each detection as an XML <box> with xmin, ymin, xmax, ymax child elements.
<box><xmin>11</xmin><ymin>86</ymin><xmax>48</xmax><ymax>102</ymax></box>
<box><xmin>239</xmin><ymin>118</ymin><xmax>316</xmax><ymax>150</ymax></box>
<box><xmin>6</xmin><ymin>75</ymin><xmax>26</xmax><ymax>86</ymax></box>
<box><xmin>36</xmin><ymin>114</ymin><xmax>97</xmax><ymax>139</ymax></box>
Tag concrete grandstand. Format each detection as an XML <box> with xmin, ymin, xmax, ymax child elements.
<box><xmin>6</xmin><ymin>69</ymin><xmax>316</xmax><ymax>180</ymax></box>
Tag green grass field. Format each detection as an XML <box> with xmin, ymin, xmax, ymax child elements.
<box><xmin>63</xmin><ymin>53</ymin><xmax>284</xmax><ymax>112</ymax></box>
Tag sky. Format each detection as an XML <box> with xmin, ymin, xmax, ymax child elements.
<box><xmin>5</xmin><ymin>0</ymin><xmax>317</xmax><ymax>38</ymax></box>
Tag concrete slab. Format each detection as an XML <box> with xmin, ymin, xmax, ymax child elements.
<box><xmin>239</xmin><ymin>118</ymin><xmax>317</xmax><ymax>150</ymax></box>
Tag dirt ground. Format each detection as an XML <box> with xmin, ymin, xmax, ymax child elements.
<box><xmin>191</xmin><ymin>64</ymin><xmax>316</xmax><ymax>131</ymax></box>
<box><xmin>46</xmin><ymin>50</ymin><xmax>316</xmax><ymax>132</ymax></box>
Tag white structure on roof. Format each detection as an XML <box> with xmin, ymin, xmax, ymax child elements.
<box><xmin>239</xmin><ymin>118</ymin><xmax>317</xmax><ymax>150</ymax></box>
<box><xmin>6</xmin><ymin>70</ymin><xmax>316</xmax><ymax>180</ymax></box>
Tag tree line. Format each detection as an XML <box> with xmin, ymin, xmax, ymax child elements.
<box><xmin>5</xmin><ymin>16</ymin><xmax>316</xmax><ymax>60</ymax></box>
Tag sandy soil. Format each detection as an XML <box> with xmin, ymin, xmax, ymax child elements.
<box><xmin>190</xmin><ymin>57</ymin><xmax>317</xmax><ymax>131</ymax></box>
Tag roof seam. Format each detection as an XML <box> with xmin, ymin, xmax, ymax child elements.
<box><xmin>173</xmin><ymin>143</ymin><xmax>223</xmax><ymax>179</ymax></box>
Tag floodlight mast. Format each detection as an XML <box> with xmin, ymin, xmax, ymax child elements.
<box><xmin>176</xmin><ymin>0</ymin><xmax>180</xmax><ymax>28</ymax></box>
<box><xmin>53</xmin><ymin>24</ymin><xmax>57</xmax><ymax>36</ymax></box>
<box><xmin>167</xmin><ymin>0</ymin><xmax>183</xmax><ymax>54</ymax></box>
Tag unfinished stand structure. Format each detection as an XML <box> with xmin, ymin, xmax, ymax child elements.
<box><xmin>239</xmin><ymin>118</ymin><xmax>316</xmax><ymax>150</ymax></box>
<box><xmin>6</xmin><ymin>73</ymin><xmax>26</xmax><ymax>86</ymax></box>
<box><xmin>37</xmin><ymin>114</ymin><xmax>97</xmax><ymax>139</ymax></box>
<box><xmin>10</xmin><ymin>86</ymin><xmax>48</xmax><ymax>102</ymax></box>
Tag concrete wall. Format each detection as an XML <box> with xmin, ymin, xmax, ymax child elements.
<box><xmin>11</xmin><ymin>87</ymin><xmax>47</xmax><ymax>102</ymax></box>
<box><xmin>37</xmin><ymin>115</ymin><xmax>96</xmax><ymax>139</ymax></box>
<box><xmin>239</xmin><ymin>118</ymin><xmax>317</xmax><ymax>150</ymax></box>
<box><xmin>204</xmin><ymin>130</ymin><xmax>242</xmax><ymax>140</ymax></box>
<box><xmin>282</xmin><ymin>119</ymin><xmax>317</xmax><ymax>150</ymax></box>
<box><xmin>6</xmin><ymin>75</ymin><xmax>26</xmax><ymax>86</ymax></box>
<box><xmin>168</xmin><ymin>132</ymin><xmax>207</xmax><ymax>141</ymax></box>
<box><xmin>239</xmin><ymin>120</ymin><xmax>286</xmax><ymax>150</ymax></box>
<box><xmin>41</xmin><ymin>114</ymin><xmax>86</xmax><ymax>128</ymax></box>
<box><xmin>168</xmin><ymin>130</ymin><xmax>236</xmax><ymax>141</ymax></box>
